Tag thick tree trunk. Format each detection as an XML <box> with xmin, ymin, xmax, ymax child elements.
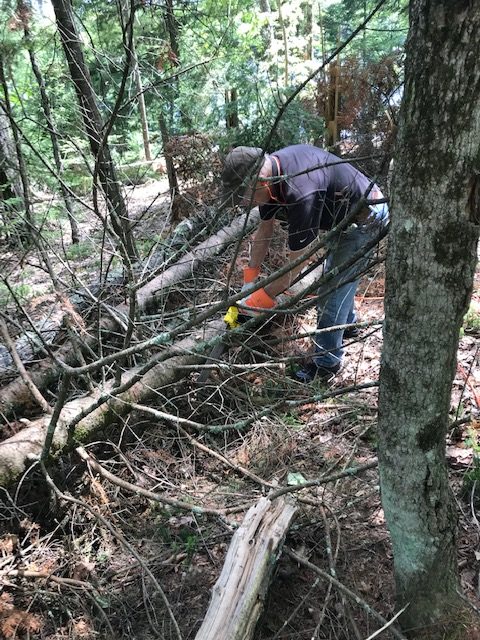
<box><xmin>377</xmin><ymin>2</ymin><xmax>480</xmax><ymax>636</ymax></box>
<box><xmin>51</xmin><ymin>0</ymin><xmax>136</xmax><ymax>261</ymax></box>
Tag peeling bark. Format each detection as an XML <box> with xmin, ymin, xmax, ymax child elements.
<box><xmin>195</xmin><ymin>496</ymin><xmax>297</xmax><ymax>640</ymax></box>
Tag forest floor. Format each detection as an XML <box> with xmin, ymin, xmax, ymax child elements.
<box><xmin>1</xmin><ymin>178</ymin><xmax>480</xmax><ymax>639</ymax></box>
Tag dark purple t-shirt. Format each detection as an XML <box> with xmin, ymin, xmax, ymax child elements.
<box><xmin>259</xmin><ymin>145</ymin><xmax>376</xmax><ymax>251</ymax></box>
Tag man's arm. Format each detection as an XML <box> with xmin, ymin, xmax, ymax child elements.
<box><xmin>249</xmin><ymin>218</ymin><xmax>275</xmax><ymax>268</ymax></box>
<box><xmin>264</xmin><ymin>248</ymin><xmax>312</xmax><ymax>298</ymax></box>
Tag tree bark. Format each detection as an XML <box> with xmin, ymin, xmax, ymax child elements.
<box><xmin>51</xmin><ymin>0</ymin><xmax>136</xmax><ymax>261</ymax></box>
<box><xmin>195</xmin><ymin>497</ymin><xmax>297</xmax><ymax>640</ymax></box>
<box><xmin>377</xmin><ymin>2</ymin><xmax>480</xmax><ymax>636</ymax></box>
<box><xmin>0</xmin><ymin>318</ymin><xmax>224</xmax><ymax>487</ymax></box>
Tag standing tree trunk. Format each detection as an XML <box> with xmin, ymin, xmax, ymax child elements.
<box><xmin>0</xmin><ymin>109</ymin><xmax>24</xmax><ymax>244</ymax></box>
<box><xmin>225</xmin><ymin>88</ymin><xmax>239</xmax><ymax>129</ymax></box>
<box><xmin>21</xmin><ymin>2</ymin><xmax>80</xmax><ymax>244</ymax></box>
<box><xmin>51</xmin><ymin>0</ymin><xmax>137</xmax><ymax>262</ymax></box>
<box><xmin>158</xmin><ymin>0</ymin><xmax>181</xmax><ymax>220</ymax></box>
<box><xmin>377</xmin><ymin>2</ymin><xmax>480</xmax><ymax>636</ymax></box>
<box><xmin>159</xmin><ymin>114</ymin><xmax>180</xmax><ymax>223</ymax></box>
<box><xmin>132</xmin><ymin>50</ymin><xmax>152</xmax><ymax>162</ymax></box>
<box><xmin>276</xmin><ymin>0</ymin><xmax>288</xmax><ymax>87</ymax></box>
<box><xmin>0</xmin><ymin>56</ymin><xmax>33</xmax><ymax>245</ymax></box>
<box><xmin>119</xmin><ymin>0</ymin><xmax>151</xmax><ymax>163</ymax></box>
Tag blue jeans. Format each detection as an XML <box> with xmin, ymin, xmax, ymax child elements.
<box><xmin>314</xmin><ymin>204</ymin><xmax>389</xmax><ymax>369</ymax></box>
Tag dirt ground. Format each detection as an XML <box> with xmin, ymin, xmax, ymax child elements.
<box><xmin>1</xmin><ymin>180</ymin><xmax>480</xmax><ymax>639</ymax></box>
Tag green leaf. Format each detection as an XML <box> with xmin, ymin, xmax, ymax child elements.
<box><xmin>287</xmin><ymin>472</ymin><xmax>307</xmax><ymax>486</ymax></box>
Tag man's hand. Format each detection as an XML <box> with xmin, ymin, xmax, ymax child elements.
<box><xmin>238</xmin><ymin>288</ymin><xmax>276</xmax><ymax>316</ymax></box>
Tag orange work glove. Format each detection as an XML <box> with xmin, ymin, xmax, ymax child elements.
<box><xmin>243</xmin><ymin>266</ymin><xmax>261</xmax><ymax>284</ymax></box>
<box><xmin>240</xmin><ymin>288</ymin><xmax>276</xmax><ymax>315</ymax></box>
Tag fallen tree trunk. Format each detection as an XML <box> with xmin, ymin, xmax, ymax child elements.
<box><xmin>137</xmin><ymin>209</ymin><xmax>260</xmax><ymax>313</ymax></box>
<box><xmin>195</xmin><ymin>496</ymin><xmax>297</xmax><ymax>640</ymax></box>
<box><xmin>0</xmin><ymin>318</ymin><xmax>224</xmax><ymax>486</ymax></box>
<box><xmin>0</xmin><ymin>297</ymin><xmax>66</xmax><ymax>378</ymax></box>
<box><xmin>0</xmin><ymin>210</ymin><xmax>259</xmax><ymax>421</ymax></box>
<box><xmin>0</xmin><ymin>211</ymin><xmax>220</xmax><ymax>381</ymax></box>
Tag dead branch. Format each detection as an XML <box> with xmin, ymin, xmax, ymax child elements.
<box><xmin>195</xmin><ymin>496</ymin><xmax>297</xmax><ymax>640</ymax></box>
<box><xmin>268</xmin><ymin>460</ymin><xmax>378</xmax><ymax>500</ymax></box>
<box><xmin>284</xmin><ymin>547</ymin><xmax>407</xmax><ymax>640</ymax></box>
<box><xmin>76</xmin><ymin>446</ymin><xmax>232</xmax><ymax>516</ymax></box>
<box><xmin>2</xmin><ymin>569</ymin><xmax>95</xmax><ymax>590</ymax></box>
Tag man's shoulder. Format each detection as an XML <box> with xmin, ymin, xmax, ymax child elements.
<box><xmin>275</xmin><ymin>144</ymin><xmax>331</xmax><ymax>161</ymax></box>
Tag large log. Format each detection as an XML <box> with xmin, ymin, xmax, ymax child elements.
<box><xmin>0</xmin><ymin>210</ymin><xmax>259</xmax><ymax>421</ymax></box>
<box><xmin>195</xmin><ymin>496</ymin><xmax>297</xmax><ymax>640</ymax></box>
<box><xmin>0</xmin><ymin>318</ymin><xmax>224</xmax><ymax>486</ymax></box>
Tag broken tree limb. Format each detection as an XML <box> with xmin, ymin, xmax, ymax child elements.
<box><xmin>0</xmin><ymin>210</ymin><xmax>259</xmax><ymax>421</ymax></box>
<box><xmin>136</xmin><ymin>209</ymin><xmax>260</xmax><ymax>313</ymax></box>
<box><xmin>195</xmin><ymin>496</ymin><xmax>297</xmax><ymax>640</ymax></box>
<box><xmin>76</xmin><ymin>446</ymin><xmax>235</xmax><ymax>516</ymax></box>
<box><xmin>0</xmin><ymin>318</ymin><xmax>224</xmax><ymax>487</ymax></box>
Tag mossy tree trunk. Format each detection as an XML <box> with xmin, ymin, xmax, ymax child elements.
<box><xmin>377</xmin><ymin>1</ymin><xmax>480</xmax><ymax>636</ymax></box>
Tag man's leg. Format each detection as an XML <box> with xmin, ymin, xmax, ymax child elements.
<box><xmin>314</xmin><ymin>228</ymin><xmax>363</xmax><ymax>369</ymax></box>
<box><xmin>296</xmin><ymin>211</ymin><xmax>388</xmax><ymax>382</ymax></box>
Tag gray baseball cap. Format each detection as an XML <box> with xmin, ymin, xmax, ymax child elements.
<box><xmin>221</xmin><ymin>146</ymin><xmax>264</xmax><ymax>204</ymax></box>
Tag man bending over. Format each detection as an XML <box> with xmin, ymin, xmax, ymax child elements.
<box><xmin>221</xmin><ymin>144</ymin><xmax>389</xmax><ymax>383</ymax></box>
